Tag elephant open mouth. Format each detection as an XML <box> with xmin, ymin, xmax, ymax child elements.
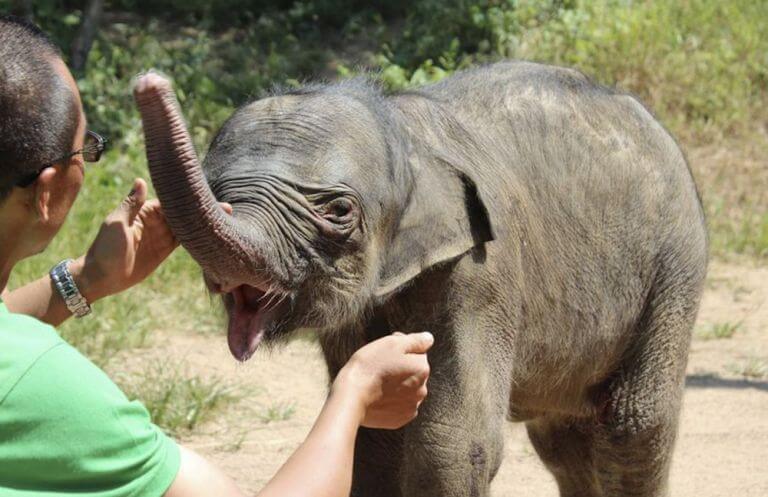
<box><xmin>225</xmin><ymin>284</ymin><xmax>289</xmax><ymax>362</ymax></box>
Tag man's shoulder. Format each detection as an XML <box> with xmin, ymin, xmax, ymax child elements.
<box><xmin>0</xmin><ymin>315</ymin><xmax>181</xmax><ymax>497</ymax></box>
<box><xmin>0</xmin><ymin>304</ymin><xmax>64</xmax><ymax>404</ymax></box>
<box><xmin>0</xmin><ymin>309</ymin><xmax>131</xmax><ymax>414</ymax></box>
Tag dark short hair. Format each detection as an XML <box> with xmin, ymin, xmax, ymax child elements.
<box><xmin>0</xmin><ymin>15</ymin><xmax>80</xmax><ymax>199</ymax></box>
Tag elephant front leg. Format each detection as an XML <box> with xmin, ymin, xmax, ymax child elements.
<box><xmin>351</xmin><ymin>428</ymin><xmax>405</xmax><ymax>497</ymax></box>
<box><xmin>400</xmin><ymin>419</ymin><xmax>501</xmax><ymax>497</ymax></box>
<box><xmin>397</xmin><ymin>358</ymin><xmax>508</xmax><ymax>497</ymax></box>
<box><xmin>351</xmin><ymin>354</ymin><xmax>508</xmax><ymax>497</ymax></box>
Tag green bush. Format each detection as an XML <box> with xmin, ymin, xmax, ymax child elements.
<box><xmin>79</xmin><ymin>18</ymin><xmax>333</xmax><ymax>149</ymax></box>
<box><xmin>375</xmin><ymin>0</ymin><xmax>768</xmax><ymax>140</ymax></box>
<box><xmin>516</xmin><ymin>0</ymin><xmax>768</xmax><ymax>139</ymax></box>
<box><xmin>9</xmin><ymin>0</ymin><xmax>764</xmax><ymax>142</ymax></box>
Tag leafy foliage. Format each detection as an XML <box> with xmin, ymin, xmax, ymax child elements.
<box><xmin>7</xmin><ymin>0</ymin><xmax>763</xmax><ymax>143</ymax></box>
<box><xmin>374</xmin><ymin>0</ymin><xmax>768</xmax><ymax>140</ymax></box>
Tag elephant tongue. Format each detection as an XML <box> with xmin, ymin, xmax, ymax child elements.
<box><xmin>227</xmin><ymin>285</ymin><xmax>268</xmax><ymax>362</ymax></box>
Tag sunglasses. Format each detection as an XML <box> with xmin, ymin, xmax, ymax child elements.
<box><xmin>16</xmin><ymin>130</ymin><xmax>107</xmax><ymax>188</ymax></box>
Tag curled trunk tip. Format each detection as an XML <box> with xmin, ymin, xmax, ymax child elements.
<box><xmin>132</xmin><ymin>71</ymin><xmax>174</xmax><ymax>102</ymax></box>
<box><xmin>132</xmin><ymin>69</ymin><xmax>261</xmax><ymax>286</ymax></box>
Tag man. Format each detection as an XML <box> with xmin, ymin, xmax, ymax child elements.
<box><xmin>0</xmin><ymin>15</ymin><xmax>432</xmax><ymax>497</ymax></box>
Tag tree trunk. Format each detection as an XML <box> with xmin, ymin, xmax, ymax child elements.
<box><xmin>70</xmin><ymin>0</ymin><xmax>104</xmax><ymax>73</ymax></box>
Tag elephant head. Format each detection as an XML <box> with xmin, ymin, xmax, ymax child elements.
<box><xmin>134</xmin><ymin>73</ymin><xmax>493</xmax><ymax>361</ymax></box>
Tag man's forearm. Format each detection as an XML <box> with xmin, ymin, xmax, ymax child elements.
<box><xmin>3</xmin><ymin>256</ymin><xmax>104</xmax><ymax>326</ymax></box>
<box><xmin>165</xmin><ymin>379</ymin><xmax>366</xmax><ymax>497</ymax></box>
<box><xmin>165</xmin><ymin>334</ymin><xmax>430</xmax><ymax>497</ymax></box>
<box><xmin>256</xmin><ymin>381</ymin><xmax>365</xmax><ymax>497</ymax></box>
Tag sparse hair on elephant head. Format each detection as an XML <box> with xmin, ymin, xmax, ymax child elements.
<box><xmin>134</xmin><ymin>72</ymin><xmax>494</xmax><ymax>361</ymax></box>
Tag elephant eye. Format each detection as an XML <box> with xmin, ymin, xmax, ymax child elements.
<box><xmin>323</xmin><ymin>197</ymin><xmax>354</xmax><ymax>221</ymax></box>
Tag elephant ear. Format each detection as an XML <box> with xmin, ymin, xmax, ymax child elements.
<box><xmin>374</xmin><ymin>153</ymin><xmax>495</xmax><ymax>298</ymax></box>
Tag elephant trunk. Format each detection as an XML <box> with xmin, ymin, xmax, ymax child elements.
<box><xmin>133</xmin><ymin>72</ymin><xmax>259</xmax><ymax>285</ymax></box>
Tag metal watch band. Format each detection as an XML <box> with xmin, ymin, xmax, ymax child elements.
<box><xmin>50</xmin><ymin>259</ymin><xmax>92</xmax><ymax>318</ymax></box>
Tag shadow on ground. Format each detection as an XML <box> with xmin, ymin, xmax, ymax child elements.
<box><xmin>686</xmin><ymin>374</ymin><xmax>768</xmax><ymax>392</ymax></box>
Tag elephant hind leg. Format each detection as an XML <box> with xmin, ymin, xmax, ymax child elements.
<box><xmin>592</xmin><ymin>374</ymin><xmax>683</xmax><ymax>497</ymax></box>
<box><xmin>526</xmin><ymin>417</ymin><xmax>601</xmax><ymax>497</ymax></box>
<box><xmin>593</xmin><ymin>259</ymin><xmax>705</xmax><ymax>497</ymax></box>
<box><xmin>528</xmin><ymin>254</ymin><xmax>705</xmax><ymax>497</ymax></box>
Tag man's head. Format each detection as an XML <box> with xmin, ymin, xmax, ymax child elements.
<box><xmin>0</xmin><ymin>15</ymin><xmax>86</xmax><ymax>259</ymax></box>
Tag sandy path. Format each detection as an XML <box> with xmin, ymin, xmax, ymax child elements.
<box><xmin>145</xmin><ymin>260</ymin><xmax>767</xmax><ymax>495</ymax></box>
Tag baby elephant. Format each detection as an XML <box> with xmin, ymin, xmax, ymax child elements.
<box><xmin>134</xmin><ymin>61</ymin><xmax>707</xmax><ymax>496</ymax></box>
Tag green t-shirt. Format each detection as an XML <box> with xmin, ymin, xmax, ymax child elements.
<box><xmin>0</xmin><ymin>302</ymin><xmax>180</xmax><ymax>496</ymax></box>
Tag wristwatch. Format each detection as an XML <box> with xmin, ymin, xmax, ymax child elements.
<box><xmin>50</xmin><ymin>259</ymin><xmax>92</xmax><ymax>318</ymax></box>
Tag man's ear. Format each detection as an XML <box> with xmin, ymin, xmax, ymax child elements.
<box><xmin>32</xmin><ymin>167</ymin><xmax>58</xmax><ymax>223</ymax></box>
<box><xmin>374</xmin><ymin>154</ymin><xmax>495</xmax><ymax>298</ymax></box>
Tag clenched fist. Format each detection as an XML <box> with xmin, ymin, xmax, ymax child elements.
<box><xmin>332</xmin><ymin>332</ymin><xmax>433</xmax><ymax>430</ymax></box>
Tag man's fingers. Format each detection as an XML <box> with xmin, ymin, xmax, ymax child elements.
<box><xmin>400</xmin><ymin>368</ymin><xmax>430</xmax><ymax>390</ymax></box>
<box><xmin>219</xmin><ymin>202</ymin><xmax>233</xmax><ymax>215</ymax></box>
<box><xmin>141</xmin><ymin>198</ymin><xmax>161</xmax><ymax>212</ymax></box>
<box><xmin>115</xmin><ymin>178</ymin><xmax>148</xmax><ymax>225</ymax></box>
<box><xmin>137</xmin><ymin>198</ymin><xmax>180</xmax><ymax>248</ymax></box>
<box><xmin>394</xmin><ymin>353</ymin><xmax>430</xmax><ymax>391</ymax></box>
<box><xmin>399</xmin><ymin>332</ymin><xmax>434</xmax><ymax>354</ymax></box>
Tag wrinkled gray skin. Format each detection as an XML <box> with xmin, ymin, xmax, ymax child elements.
<box><xmin>134</xmin><ymin>61</ymin><xmax>707</xmax><ymax>497</ymax></box>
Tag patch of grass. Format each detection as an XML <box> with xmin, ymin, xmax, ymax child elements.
<box><xmin>60</xmin><ymin>290</ymin><xmax>153</xmax><ymax>367</ymax></box>
<box><xmin>722</xmin><ymin>212</ymin><xmax>768</xmax><ymax>259</ymax></box>
<box><xmin>731</xmin><ymin>286</ymin><xmax>753</xmax><ymax>303</ymax></box>
<box><xmin>258</xmin><ymin>402</ymin><xmax>297</xmax><ymax>424</ymax></box>
<box><xmin>726</xmin><ymin>357</ymin><xmax>768</xmax><ymax>380</ymax></box>
<box><xmin>120</xmin><ymin>362</ymin><xmax>241</xmax><ymax>436</ymax></box>
<box><xmin>219</xmin><ymin>428</ymin><xmax>251</xmax><ymax>453</ymax></box>
<box><xmin>696</xmin><ymin>321</ymin><xmax>742</xmax><ymax>341</ymax></box>
<box><xmin>708</xmin><ymin>200</ymin><xmax>768</xmax><ymax>260</ymax></box>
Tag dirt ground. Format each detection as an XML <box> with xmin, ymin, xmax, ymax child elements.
<box><xmin>144</xmin><ymin>260</ymin><xmax>767</xmax><ymax>496</ymax></box>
